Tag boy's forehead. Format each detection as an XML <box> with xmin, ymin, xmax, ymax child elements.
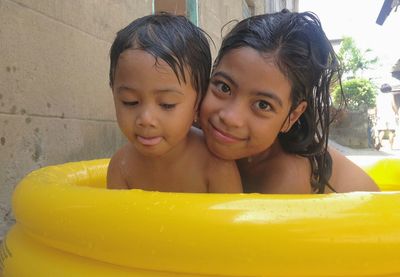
<box><xmin>116</xmin><ymin>49</ymin><xmax>195</xmax><ymax>88</ymax></box>
<box><xmin>115</xmin><ymin>51</ymin><xmax>195</xmax><ymax>88</ymax></box>
<box><xmin>118</xmin><ymin>50</ymin><xmax>177</xmax><ymax>72</ymax></box>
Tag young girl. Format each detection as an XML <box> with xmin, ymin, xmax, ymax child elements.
<box><xmin>200</xmin><ymin>10</ymin><xmax>379</xmax><ymax>193</ymax></box>
<box><xmin>107</xmin><ymin>14</ymin><xmax>242</xmax><ymax>193</ymax></box>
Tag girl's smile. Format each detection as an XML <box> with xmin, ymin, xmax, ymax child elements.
<box><xmin>208</xmin><ymin>121</ymin><xmax>247</xmax><ymax>144</ymax></box>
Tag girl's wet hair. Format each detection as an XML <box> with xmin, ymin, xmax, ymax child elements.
<box><xmin>215</xmin><ymin>10</ymin><xmax>342</xmax><ymax>193</ymax></box>
<box><xmin>109</xmin><ymin>13</ymin><xmax>212</xmax><ymax>102</ymax></box>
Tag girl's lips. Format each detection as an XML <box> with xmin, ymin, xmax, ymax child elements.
<box><xmin>209</xmin><ymin>124</ymin><xmax>245</xmax><ymax>144</ymax></box>
<box><xmin>136</xmin><ymin>136</ymin><xmax>162</xmax><ymax>146</ymax></box>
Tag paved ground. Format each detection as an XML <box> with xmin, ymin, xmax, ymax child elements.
<box><xmin>329</xmin><ymin>139</ymin><xmax>400</xmax><ymax>167</ymax></box>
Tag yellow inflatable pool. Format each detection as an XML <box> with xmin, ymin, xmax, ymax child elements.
<box><xmin>1</xmin><ymin>158</ymin><xmax>400</xmax><ymax>277</ymax></box>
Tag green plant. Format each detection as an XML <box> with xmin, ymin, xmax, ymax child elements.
<box><xmin>333</xmin><ymin>37</ymin><xmax>378</xmax><ymax>111</ymax></box>
<box><xmin>332</xmin><ymin>78</ymin><xmax>376</xmax><ymax>111</ymax></box>
<box><xmin>337</xmin><ymin>37</ymin><xmax>378</xmax><ymax>77</ymax></box>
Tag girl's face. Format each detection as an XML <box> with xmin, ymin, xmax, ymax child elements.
<box><xmin>200</xmin><ymin>47</ymin><xmax>305</xmax><ymax>160</ymax></box>
<box><xmin>112</xmin><ymin>50</ymin><xmax>197</xmax><ymax>157</ymax></box>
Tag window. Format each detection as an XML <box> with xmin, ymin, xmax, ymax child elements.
<box><xmin>153</xmin><ymin>0</ymin><xmax>198</xmax><ymax>25</ymax></box>
<box><xmin>243</xmin><ymin>0</ymin><xmax>255</xmax><ymax>18</ymax></box>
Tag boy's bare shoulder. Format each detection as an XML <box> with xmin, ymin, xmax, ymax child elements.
<box><xmin>187</xmin><ymin>127</ymin><xmax>209</xmax><ymax>154</ymax></box>
<box><xmin>188</xmin><ymin>127</ymin><xmax>231</xmax><ymax>164</ymax></box>
<box><xmin>107</xmin><ymin>144</ymin><xmax>131</xmax><ymax>189</ymax></box>
<box><xmin>188</xmin><ymin>127</ymin><xmax>243</xmax><ymax>193</ymax></box>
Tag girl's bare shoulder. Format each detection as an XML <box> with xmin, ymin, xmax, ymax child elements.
<box><xmin>266</xmin><ymin>153</ymin><xmax>312</xmax><ymax>193</ymax></box>
<box><xmin>242</xmin><ymin>151</ymin><xmax>312</xmax><ymax>194</ymax></box>
<box><xmin>327</xmin><ymin>147</ymin><xmax>379</xmax><ymax>192</ymax></box>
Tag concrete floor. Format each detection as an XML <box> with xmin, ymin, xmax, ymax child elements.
<box><xmin>330</xmin><ymin>139</ymin><xmax>400</xmax><ymax>167</ymax></box>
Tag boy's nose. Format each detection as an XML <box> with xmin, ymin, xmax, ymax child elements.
<box><xmin>136</xmin><ymin>108</ymin><xmax>157</xmax><ymax>128</ymax></box>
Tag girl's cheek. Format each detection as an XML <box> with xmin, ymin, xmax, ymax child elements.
<box><xmin>205</xmin><ymin>93</ymin><xmax>221</xmax><ymax>111</ymax></box>
<box><xmin>200</xmin><ymin>97</ymin><xmax>211</xmax><ymax>115</ymax></box>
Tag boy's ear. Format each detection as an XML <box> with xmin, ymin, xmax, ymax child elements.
<box><xmin>193</xmin><ymin>98</ymin><xmax>200</xmax><ymax>125</ymax></box>
<box><xmin>194</xmin><ymin>96</ymin><xmax>201</xmax><ymax>110</ymax></box>
<box><xmin>193</xmin><ymin>96</ymin><xmax>202</xmax><ymax>115</ymax></box>
<box><xmin>281</xmin><ymin>101</ymin><xmax>307</xmax><ymax>133</ymax></box>
<box><xmin>192</xmin><ymin>108</ymin><xmax>200</xmax><ymax>128</ymax></box>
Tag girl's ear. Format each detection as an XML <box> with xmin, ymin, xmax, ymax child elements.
<box><xmin>281</xmin><ymin>101</ymin><xmax>307</xmax><ymax>133</ymax></box>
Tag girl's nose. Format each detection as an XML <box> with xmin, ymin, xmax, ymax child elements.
<box><xmin>136</xmin><ymin>108</ymin><xmax>157</xmax><ymax>128</ymax></box>
<box><xmin>218</xmin><ymin>102</ymin><xmax>245</xmax><ymax>129</ymax></box>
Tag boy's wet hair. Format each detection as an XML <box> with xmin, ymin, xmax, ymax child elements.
<box><xmin>109</xmin><ymin>13</ymin><xmax>212</xmax><ymax>102</ymax></box>
<box><xmin>215</xmin><ymin>10</ymin><xmax>343</xmax><ymax>193</ymax></box>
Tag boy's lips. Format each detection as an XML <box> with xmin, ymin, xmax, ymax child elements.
<box><xmin>136</xmin><ymin>136</ymin><xmax>162</xmax><ymax>146</ymax></box>
<box><xmin>209</xmin><ymin>123</ymin><xmax>245</xmax><ymax>143</ymax></box>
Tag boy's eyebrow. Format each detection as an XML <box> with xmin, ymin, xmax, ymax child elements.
<box><xmin>116</xmin><ymin>86</ymin><xmax>184</xmax><ymax>95</ymax></box>
<box><xmin>116</xmin><ymin>85</ymin><xmax>136</xmax><ymax>93</ymax></box>
<box><xmin>154</xmin><ymin>88</ymin><xmax>184</xmax><ymax>95</ymax></box>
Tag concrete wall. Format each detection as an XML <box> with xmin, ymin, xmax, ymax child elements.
<box><xmin>198</xmin><ymin>0</ymin><xmax>297</xmax><ymax>59</ymax></box>
<box><xmin>0</xmin><ymin>0</ymin><xmax>152</xmax><ymax>239</ymax></box>
<box><xmin>0</xmin><ymin>0</ymin><xmax>259</xmax><ymax>242</ymax></box>
<box><xmin>0</xmin><ymin>0</ymin><xmax>293</xmax><ymax>240</ymax></box>
<box><xmin>330</xmin><ymin>109</ymin><xmax>370</xmax><ymax>148</ymax></box>
<box><xmin>199</xmin><ymin>0</ymin><xmax>245</xmax><ymax>59</ymax></box>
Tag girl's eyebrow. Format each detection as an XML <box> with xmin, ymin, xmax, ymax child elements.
<box><xmin>253</xmin><ymin>91</ymin><xmax>283</xmax><ymax>107</ymax></box>
<box><xmin>212</xmin><ymin>71</ymin><xmax>238</xmax><ymax>88</ymax></box>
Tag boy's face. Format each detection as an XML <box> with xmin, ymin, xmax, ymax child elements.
<box><xmin>112</xmin><ymin>49</ymin><xmax>197</xmax><ymax>157</ymax></box>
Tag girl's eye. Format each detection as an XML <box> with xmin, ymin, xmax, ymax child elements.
<box><xmin>254</xmin><ymin>100</ymin><xmax>272</xmax><ymax>111</ymax></box>
<box><xmin>122</xmin><ymin>101</ymin><xmax>138</xmax><ymax>106</ymax></box>
<box><xmin>160</xmin><ymin>103</ymin><xmax>176</xmax><ymax>110</ymax></box>
<box><xmin>214</xmin><ymin>81</ymin><xmax>231</xmax><ymax>95</ymax></box>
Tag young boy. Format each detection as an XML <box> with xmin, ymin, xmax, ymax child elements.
<box><xmin>107</xmin><ymin>13</ymin><xmax>242</xmax><ymax>193</ymax></box>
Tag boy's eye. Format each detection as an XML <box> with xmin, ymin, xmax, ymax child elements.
<box><xmin>254</xmin><ymin>100</ymin><xmax>272</xmax><ymax>111</ymax></box>
<box><xmin>160</xmin><ymin>103</ymin><xmax>176</xmax><ymax>110</ymax></box>
<box><xmin>122</xmin><ymin>101</ymin><xmax>138</xmax><ymax>106</ymax></box>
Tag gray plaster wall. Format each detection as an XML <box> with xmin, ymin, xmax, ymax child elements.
<box><xmin>0</xmin><ymin>0</ymin><xmax>152</xmax><ymax>239</ymax></box>
<box><xmin>330</xmin><ymin>109</ymin><xmax>370</xmax><ymax>148</ymax></box>
<box><xmin>198</xmin><ymin>0</ymin><xmax>244</xmax><ymax>58</ymax></box>
<box><xmin>0</xmin><ymin>0</ymin><xmax>274</xmax><ymax>241</ymax></box>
